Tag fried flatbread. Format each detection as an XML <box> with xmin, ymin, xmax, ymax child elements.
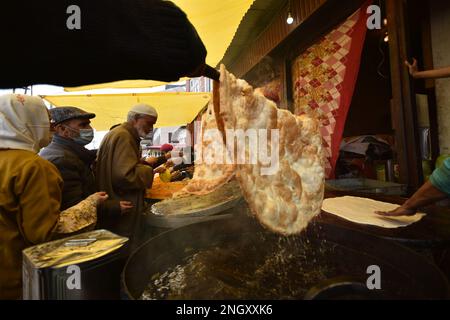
<box><xmin>218</xmin><ymin>65</ymin><xmax>325</xmax><ymax>235</ymax></box>
<box><xmin>176</xmin><ymin>65</ymin><xmax>324</xmax><ymax>235</ymax></box>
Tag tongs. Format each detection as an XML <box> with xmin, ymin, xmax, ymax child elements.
<box><xmin>190</xmin><ymin>63</ymin><xmax>220</xmax><ymax>81</ymax></box>
<box><xmin>209</xmin><ymin>67</ymin><xmax>227</xmax><ymax>144</ymax></box>
<box><xmin>191</xmin><ymin>64</ymin><xmax>226</xmax><ymax>143</ymax></box>
<box><xmin>203</xmin><ymin>64</ymin><xmax>221</xmax><ymax>81</ymax></box>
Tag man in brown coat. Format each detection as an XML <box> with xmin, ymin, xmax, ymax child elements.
<box><xmin>96</xmin><ymin>104</ymin><xmax>158</xmax><ymax>249</ymax></box>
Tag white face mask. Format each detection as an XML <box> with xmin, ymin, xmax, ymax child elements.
<box><xmin>75</xmin><ymin>129</ymin><xmax>94</xmax><ymax>145</ymax></box>
<box><xmin>64</xmin><ymin>125</ymin><xmax>94</xmax><ymax>146</ymax></box>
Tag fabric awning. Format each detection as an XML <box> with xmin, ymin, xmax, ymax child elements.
<box><xmin>64</xmin><ymin>0</ymin><xmax>254</xmax><ymax>92</ymax></box>
<box><xmin>43</xmin><ymin>92</ymin><xmax>211</xmax><ymax>131</ymax></box>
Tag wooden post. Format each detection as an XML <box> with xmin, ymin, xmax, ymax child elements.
<box><xmin>386</xmin><ymin>0</ymin><xmax>423</xmax><ymax>191</ymax></box>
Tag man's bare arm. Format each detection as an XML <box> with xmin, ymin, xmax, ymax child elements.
<box><xmin>405</xmin><ymin>58</ymin><xmax>450</xmax><ymax>79</ymax></box>
<box><xmin>376</xmin><ymin>181</ymin><xmax>447</xmax><ymax>217</ymax></box>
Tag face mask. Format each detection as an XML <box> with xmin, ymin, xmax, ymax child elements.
<box><xmin>64</xmin><ymin>125</ymin><xmax>94</xmax><ymax>146</ymax></box>
<box><xmin>74</xmin><ymin>129</ymin><xmax>95</xmax><ymax>146</ymax></box>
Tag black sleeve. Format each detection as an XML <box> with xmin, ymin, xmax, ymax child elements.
<box><xmin>1</xmin><ymin>0</ymin><xmax>207</xmax><ymax>88</ymax></box>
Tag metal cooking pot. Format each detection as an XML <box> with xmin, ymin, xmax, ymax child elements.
<box><xmin>123</xmin><ymin>213</ymin><xmax>448</xmax><ymax>300</ymax></box>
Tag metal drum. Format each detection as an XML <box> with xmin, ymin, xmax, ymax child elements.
<box><xmin>123</xmin><ymin>213</ymin><xmax>448</xmax><ymax>300</ymax></box>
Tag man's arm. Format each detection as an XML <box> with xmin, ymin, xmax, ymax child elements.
<box><xmin>377</xmin><ymin>159</ymin><xmax>450</xmax><ymax>217</ymax></box>
<box><xmin>16</xmin><ymin>157</ymin><xmax>107</xmax><ymax>240</ymax></box>
<box><xmin>144</xmin><ymin>152</ymin><xmax>171</xmax><ymax>168</ymax></box>
<box><xmin>405</xmin><ymin>58</ymin><xmax>450</xmax><ymax>79</ymax></box>
<box><xmin>377</xmin><ymin>181</ymin><xmax>448</xmax><ymax>217</ymax></box>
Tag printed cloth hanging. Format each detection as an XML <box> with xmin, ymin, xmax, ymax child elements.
<box><xmin>292</xmin><ymin>1</ymin><xmax>371</xmax><ymax>178</ymax></box>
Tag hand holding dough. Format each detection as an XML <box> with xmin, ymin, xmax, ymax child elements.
<box><xmin>375</xmin><ymin>206</ymin><xmax>417</xmax><ymax>217</ymax></box>
<box><xmin>322</xmin><ymin>196</ymin><xmax>425</xmax><ymax>228</ymax></box>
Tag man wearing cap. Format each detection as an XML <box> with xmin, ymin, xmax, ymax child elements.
<box><xmin>96</xmin><ymin>104</ymin><xmax>158</xmax><ymax>248</ymax></box>
<box><xmin>39</xmin><ymin>107</ymin><xmax>99</xmax><ymax>210</ymax></box>
<box><xmin>41</xmin><ymin>106</ymin><xmax>133</xmax><ymax>215</ymax></box>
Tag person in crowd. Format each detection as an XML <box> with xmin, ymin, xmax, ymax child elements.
<box><xmin>39</xmin><ymin>107</ymin><xmax>133</xmax><ymax>214</ymax></box>
<box><xmin>96</xmin><ymin>104</ymin><xmax>158</xmax><ymax>248</ymax></box>
<box><xmin>0</xmin><ymin>94</ymin><xmax>108</xmax><ymax>299</ymax></box>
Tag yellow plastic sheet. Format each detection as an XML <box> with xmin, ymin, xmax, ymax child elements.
<box><xmin>43</xmin><ymin>92</ymin><xmax>211</xmax><ymax>131</ymax></box>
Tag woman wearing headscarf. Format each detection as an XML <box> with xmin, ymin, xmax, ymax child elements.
<box><xmin>0</xmin><ymin>94</ymin><xmax>108</xmax><ymax>300</ymax></box>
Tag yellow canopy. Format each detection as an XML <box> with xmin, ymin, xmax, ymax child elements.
<box><xmin>43</xmin><ymin>92</ymin><xmax>211</xmax><ymax>131</ymax></box>
<box><xmin>64</xmin><ymin>0</ymin><xmax>254</xmax><ymax>92</ymax></box>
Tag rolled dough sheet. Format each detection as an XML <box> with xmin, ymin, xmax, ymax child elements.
<box><xmin>321</xmin><ymin>196</ymin><xmax>426</xmax><ymax>228</ymax></box>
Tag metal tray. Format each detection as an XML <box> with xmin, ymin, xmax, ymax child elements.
<box><xmin>144</xmin><ymin>180</ymin><xmax>244</xmax><ymax>228</ymax></box>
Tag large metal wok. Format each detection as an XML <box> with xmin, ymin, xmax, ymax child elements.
<box><xmin>123</xmin><ymin>212</ymin><xmax>448</xmax><ymax>300</ymax></box>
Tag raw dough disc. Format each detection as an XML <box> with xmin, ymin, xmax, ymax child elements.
<box><xmin>321</xmin><ymin>196</ymin><xmax>425</xmax><ymax>228</ymax></box>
